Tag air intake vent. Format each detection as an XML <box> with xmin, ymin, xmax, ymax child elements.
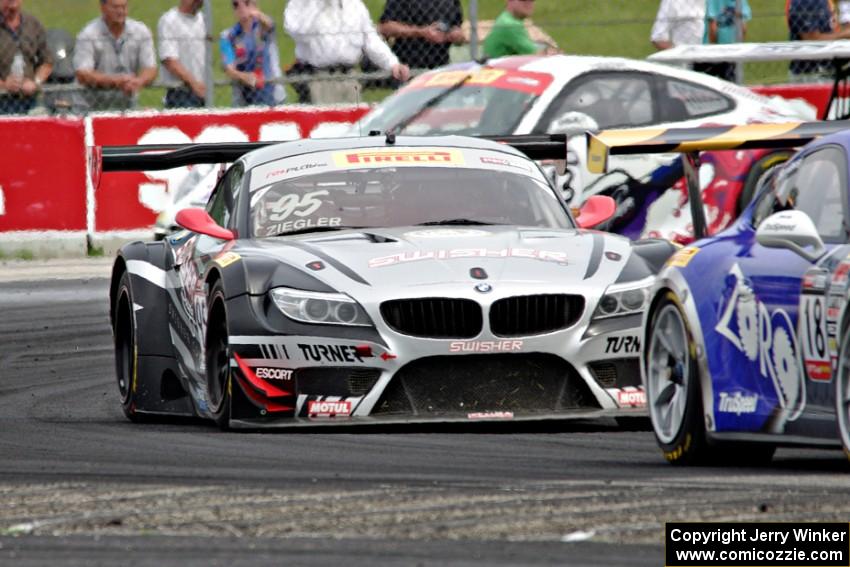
<box><xmin>490</xmin><ymin>294</ymin><xmax>584</xmax><ymax>337</ymax></box>
<box><xmin>372</xmin><ymin>354</ymin><xmax>598</xmax><ymax>415</ymax></box>
<box><xmin>381</xmin><ymin>298</ymin><xmax>483</xmax><ymax>338</ymax></box>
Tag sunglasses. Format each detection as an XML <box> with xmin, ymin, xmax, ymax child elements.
<box><xmin>232</xmin><ymin>0</ymin><xmax>251</xmax><ymax>7</ymax></box>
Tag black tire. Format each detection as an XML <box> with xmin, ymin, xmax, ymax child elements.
<box><xmin>736</xmin><ymin>151</ymin><xmax>793</xmax><ymax>213</ymax></box>
<box><xmin>206</xmin><ymin>281</ymin><xmax>232</xmax><ymax>429</ymax></box>
<box><xmin>113</xmin><ymin>271</ymin><xmax>146</xmax><ymax>422</ymax></box>
<box><xmin>645</xmin><ymin>292</ymin><xmax>712</xmax><ymax>465</ymax></box>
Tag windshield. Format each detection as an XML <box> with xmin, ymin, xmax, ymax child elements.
<box><xmin>250</xmin><ymin>165</ymin><xmax>571</xmax><ymax>238</ymax></box>
<box><xmin>355</xmin><ymin>68</ymin><xmax>553</xmax><ymax>136</ymax></box>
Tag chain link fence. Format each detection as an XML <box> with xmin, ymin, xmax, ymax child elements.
<box><xmin>0</xmin><ymin>0</ymin><xmax>844</xmax><ymax>116</ymax></box>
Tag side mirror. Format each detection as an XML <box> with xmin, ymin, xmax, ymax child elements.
<box><xmin>756</xmin><ymin>210</ymin><xmax>825</xmax><ymax>262</ymax></box>
<box><xmin>175</xmin><ymin>208</ymin><xmax>235</xmax><ymax>240</ymax></box>
<box><xmin>575</xmin><ymin>195</ymin><xmax>616</xmax><ymax>229</ymax></box>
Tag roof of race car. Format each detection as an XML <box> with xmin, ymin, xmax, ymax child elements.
<box><xmin>419</xmin><ymin>54</ymin><xmax>759</xmax><ymax>100</ymax></box>
<box><xmin>238</xmin><ymin>134</ymin><xmax>538</xmax><ymax>169</ymax></box>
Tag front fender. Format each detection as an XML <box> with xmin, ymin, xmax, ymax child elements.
<box><xmin>111</xmin><ymin>241</ymin><xmax>173</xmax><ymax>357</ymax></box>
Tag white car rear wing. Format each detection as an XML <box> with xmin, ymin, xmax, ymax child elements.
<box><xmin>649</xmin><ymin>41</ymin><xmax>850</xmax><ymax>120</ymax></box>
<box><xmin>647</xmin><ymin>41</ymin><xmax>850</xmax><ymax>64</ymax></box>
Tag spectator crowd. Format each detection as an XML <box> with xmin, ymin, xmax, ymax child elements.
<box><xmin>0</xmin><ymin>0</ymin><xmax>565</xmax><ymax>114</ymax></box>
<box><xmin>1</xmin><ymin>0</ymin><xmax>849</xmax><ymax>115</ymax></box>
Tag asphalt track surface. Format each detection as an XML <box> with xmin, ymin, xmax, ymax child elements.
<box><xmin>1</xmin><ymin>261</ymin><xmax>849</xmax><ymax>566</ymax></box>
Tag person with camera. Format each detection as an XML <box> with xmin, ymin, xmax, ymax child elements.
<box><xmin>378</xmin><ymin>0</ymin><xmax>464</xmax><ymax>71</ymax></box>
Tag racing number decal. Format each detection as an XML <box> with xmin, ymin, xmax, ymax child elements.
<box><xmin>800</xmin><ymin>295</ymin><xmax>832</xmax><ymax>382</ymax></box>
<box><xmin>269</xmin><ymin>190</ymin><xmax>328</xmax><ymax>222</ymax></box>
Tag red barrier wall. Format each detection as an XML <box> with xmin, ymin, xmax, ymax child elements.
<box><xmin>0</xmin><ymin>116</ymin><xmax>87</xmax><ymax>231</ymax></box>
<box><xmin>91</xmin><ymin>106</ymin><xmax>369</xmax><ymax>232</ymax></box>
<box><xmin>752</xmin><ymin>83</ymin><xmax>850</xmax><ymax>118</ymax></box>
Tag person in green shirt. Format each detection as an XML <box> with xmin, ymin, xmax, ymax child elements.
<box><xmin>483</xmin><ymin>0</ymin><xmax>550</xmax><ymax>58</ymax></box>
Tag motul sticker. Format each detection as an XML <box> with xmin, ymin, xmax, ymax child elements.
<box><xmin>608</xmin><ymin>387</ymin><xmax>646</xmax><ymax>407</ymax></box>
<box><xmin>308</xmin><ymin>400</ymin><xmax>352</xmax><ymax>417</ymax></box>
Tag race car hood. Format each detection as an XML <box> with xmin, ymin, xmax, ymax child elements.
<box><xmin>249</xmin><ymin>226</ymin><xmax>635</xmax><ymax>299</ymax></box>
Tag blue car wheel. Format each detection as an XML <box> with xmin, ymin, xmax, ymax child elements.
<box><xmin>646</xmin><ymin>293</ymin><xmax>708</xmax><ymax>464</ymax></box>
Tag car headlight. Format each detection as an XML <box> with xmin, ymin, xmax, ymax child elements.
<box><xmin>270</xmin><ymin>288</ymin><xmax>372</xmax><ymax>326</ymax></box>
<box><xmin>592</xmin><ymin>277</ymin><xmax>654</xmax><ymax>320</ymax></box>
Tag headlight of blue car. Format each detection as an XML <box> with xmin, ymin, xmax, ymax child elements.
<box><xmin>592</xmin><ymin>277</ymin><xmax>654</xmax><ymax>319</ymax></box>
<box><xmin>271</xmin><ymin>288</ymin><xmax>372</xmax><ymax>326</ymax></box>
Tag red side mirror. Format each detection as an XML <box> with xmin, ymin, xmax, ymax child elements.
<box><xmin>175</xmin><ymin>208</ymin><xmax>235</xmax><ymax>240</ymax></box>
<box><xmin>575</xmin><ymin>195</ymin><xmax>616</xmax><ymax>229</ymax></box>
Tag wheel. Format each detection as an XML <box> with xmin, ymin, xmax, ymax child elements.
<box><xmin>645</xmin><ymin>292</ymin><xmax>711</xmax><ymax>465</ymax></box>
<box><xmin>113</xmin><ymin>271</ymin><xmax>146</xmax><ymax>422</ymax></box>
<box><xmin>836</xmin><ymin>326</ymin><xmax>850</xmax><ymax>460</ymax></box>
<box><xmin>206</xmin><ymin>281</ymin><xmax>232</xmax><ymax>429</ymax></box>
<box><xmin>736</xmin><ymin>151</ymin><xmax>793</xmax><ymax>213</ymax></box>
<box><xmin>646</xmin><ymin>292</ymin><xmax>776</xmax><ymax>466</ymax></box>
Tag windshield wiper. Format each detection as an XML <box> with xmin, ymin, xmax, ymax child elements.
<box><xmin>417</xmin><ymin>219</ymin><xmax>498</xmax><ymax>226</ymax></box>
<box><xmin>274</xmin><ymin>226</ymin><xmax>367</xmax><ymax>237</ymax></box>
<box><xmin>389</xmin><ymin>73</ymin><xmax>474</xmax><ymax>135</ymax></box>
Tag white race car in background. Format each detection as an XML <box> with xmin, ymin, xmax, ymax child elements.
<box><xmin>353</xmin><ymin>54</ymin><xmax>814</xmax><ymax>243</ymax></box>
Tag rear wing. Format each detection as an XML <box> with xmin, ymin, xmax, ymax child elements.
<box><xmin>587</xmin><ymin>121</ymin><xmax>849</xmax><ymax>239</ymax></box>
<box><xmin>648</xmin><ymin>41</ymin><xmax>850</xmax><ymax>120</ymax></box>
<box><xmin>93</xmin><ymin>134</ymin><xmax>568</xmax><ymax>173</ymax></box>
<box><xmin>88</xmin><ymin>134</ymin><xmax>569</xmax><ymax>192</ymax></box>
<box><xmin>647</xmin><ymin>41</ymin><xmax>850</xmax><ymax>65</ymax></box>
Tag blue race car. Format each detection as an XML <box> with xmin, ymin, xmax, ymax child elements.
<box><xmin>588</xmin><ymin>120</ymin><xmax>850</xmax><ymax>465</ymax></box>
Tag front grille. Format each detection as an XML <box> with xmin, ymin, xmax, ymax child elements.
<box><xmin>295</xmin><ymin>367</ymin><xmax>381</xmax><ymax>397</ymax></box>
<box><xmin>588</xmin><ymin>359</ymin><xmax>641</xmax><ymax>389</ymax></box>
<box><xmin>372</xmin><ymin>354</ymin><xmax>599</xmax><ymax>416</ymax></box>
<box><xmin>490</xmin><ymin>294</ymin><xmax>584</xmax><ymax>337</ymax></box>
<box><xmin>381</xmin><ymin>298</ymin><xmax>482</xmax><ymax>338</ymax></box>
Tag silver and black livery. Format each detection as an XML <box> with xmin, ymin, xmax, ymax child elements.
<box><xmin>102</xmin><ymin>134</ymin><xmax>676</xmax><ymax>429</ymax></box>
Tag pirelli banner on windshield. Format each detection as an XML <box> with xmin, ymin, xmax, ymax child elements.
<box><xmin>586</xmin><ymin>121</ymin><xmax>850</xmax><ymax>174</ymax></box>
<box><xmin>665</xmin><ymin>522</ymin><xmax>850</xmax><ymax>567</ymax></box>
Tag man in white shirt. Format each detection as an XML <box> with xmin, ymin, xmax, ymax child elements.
<box><xmin>650</xmin><ymin>0</ymin><xmax>705</xmax><ymax>50</ymax></box>
<box><xmin>284</xmin><ymin>0</ymin><xmax>410</xmax><ymax>104</ymax></box>
<box><xmin>157</xmin><ymin>0</ymin><xmax>206</xmax><ymax>108</ymax></box>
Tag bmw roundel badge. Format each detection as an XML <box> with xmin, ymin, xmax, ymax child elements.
<box><xmin>474</xmin><ymin>282</ymin><xmax>492</xmax><ymax>293</ymax></box>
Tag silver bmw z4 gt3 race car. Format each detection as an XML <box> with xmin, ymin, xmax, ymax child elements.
<box><xmin>100</xmin><ymin>134</ymin><xmax>676</xmax><ymax>428</ymax></box>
